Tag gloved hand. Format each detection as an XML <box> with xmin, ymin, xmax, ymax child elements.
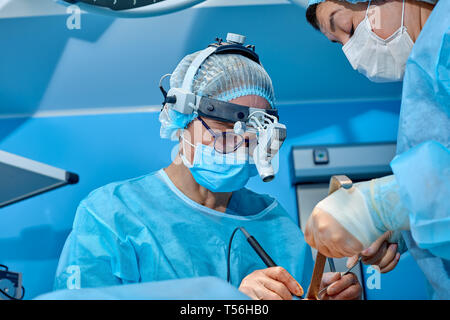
<box><xmin>346</xmin><ymin>231</ymin><xmax>402</xmax><ymax>273</ymax></box>
<box><xmin>319</xmin><ymin>272</ymin><xmax>362</xmax><ymax>300</ymax></box>
<box><xmin>238</xmin><ymin>267</ymin><xmax>304</xmax><ymax>300</ymax></box>
<box><xmin>305</xmin><ymin>175</ymin><xmax>410</xmax><ymax>258</ymax></box>
<box><xmin>238</xmin><ymin>267</ymin><xmax>361</xmax><ymax>300</ymax></box>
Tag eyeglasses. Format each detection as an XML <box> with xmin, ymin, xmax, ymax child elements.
<box><xmin>197</xmin><ymin>117</ymin><xmax>257</xmax><ymax>154</ymax></box>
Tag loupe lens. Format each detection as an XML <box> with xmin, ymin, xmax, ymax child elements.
<box><xmin>215</xmin><ymin>133</ymin><xmax>244</xmax><ymax>153</ymax></box>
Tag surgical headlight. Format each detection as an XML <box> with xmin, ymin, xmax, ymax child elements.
<box><xmin>159</xmin><ymin>33</ymin><xmax>287</xmax><ymax>182</ymax></box>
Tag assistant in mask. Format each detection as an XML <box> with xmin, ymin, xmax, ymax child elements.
<box><xmin>342</xmin><ymin>0</ymin><xmax>413</xmax><ymax>82</ymax></box>
<box><xmin>302</xmin><ymin>0</ymin><xmax>449</xmax><ymax>299</ymax></box>
<box><xmin>306</xmin><ymin>0</ymin><xmax>436</xmax><ymax>82</ymax></box>
<box><xmin>54</xmin><ymin>34</ymin><xmax>362</xmax><ymax>300</ymax></box>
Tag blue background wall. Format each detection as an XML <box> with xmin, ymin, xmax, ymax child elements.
<box><xmin>0</xmin><ymin>0</ymin><xmax>427</xmax><ymax>299</ymax></box>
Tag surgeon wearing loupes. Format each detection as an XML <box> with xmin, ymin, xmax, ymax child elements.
<box><xmin>298</xmin><ymin>0</ymin><xmax>449</xmax><ymax>299</ymax></box>
<box><xmin>54</xmin><ymin>34</ymin><xmax>363</xmax><ymax>300</ymax></box>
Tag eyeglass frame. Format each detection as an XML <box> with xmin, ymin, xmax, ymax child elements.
<box><xmin>196</xmin><ymin>116</ymin><xmax>257</xmax><ymax>154</ymax></box>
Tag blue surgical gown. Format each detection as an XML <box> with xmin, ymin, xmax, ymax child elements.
<box><xmin>54</xmin><ymin>169</ymin><xmax>313</xmax><ymax>294</ymax></box>
<box><xmin>390</xmin><ymin>0</ymin><xmax>450</xmax><ymax>299</ymax></box>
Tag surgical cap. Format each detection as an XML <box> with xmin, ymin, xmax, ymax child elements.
<box><xmin>307</xmin><ymin>0</ymin><xmax>437</xmax><ymax>6</ymax></box>
<box><xmin>159</xmin><ymin>51</ymin><xmax>275</xmax><ymax>140</ymax></box>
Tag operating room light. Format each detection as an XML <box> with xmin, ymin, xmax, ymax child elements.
<box><xmin>57</xmin><ymin>0</ymin><xmax>207</xmax><ymax>18</ymax></box>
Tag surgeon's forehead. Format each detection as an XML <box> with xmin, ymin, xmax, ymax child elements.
<box><xmin>231</xmin><ymin>95</ymin><xmax>271</xmax><ymax>108</ymax></box>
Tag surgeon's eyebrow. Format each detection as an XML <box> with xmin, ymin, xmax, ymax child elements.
<box><xmin>329</xmin><ymin>9</ymin><xmax>341</xmax><ymax>33</ymax></box>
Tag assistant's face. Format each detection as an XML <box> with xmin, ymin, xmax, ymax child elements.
<box><xmin>316</xmin><ymin>0</ymin><xmax>407</xmax><ymax>46</ymax></box>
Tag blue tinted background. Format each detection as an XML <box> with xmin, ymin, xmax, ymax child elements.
<box><xmin>0</xmin><ymin>1</ymin><xmax>427</xmax><ymax>299</ymax></box>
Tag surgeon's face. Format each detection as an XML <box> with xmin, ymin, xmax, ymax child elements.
<box><xmin>316</xmin><ymin>0</ymin><xmax>407</xmax><ymax>46</ymax></box>
<box><xmin>181</xmin><ymin>95</ymin><xmax>270</xmax><ymax>165</ymax></box>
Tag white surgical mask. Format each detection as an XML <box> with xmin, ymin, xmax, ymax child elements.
<box><xmin>342</xmin><ymin>0</ymin><xmax>414</xmax><ymax>83</ymax></box>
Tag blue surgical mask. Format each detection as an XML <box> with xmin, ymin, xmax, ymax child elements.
<box><xmin>180</xmin><ymin>132</ymin><xmax>257</xmax><ymax>192</ymax></box>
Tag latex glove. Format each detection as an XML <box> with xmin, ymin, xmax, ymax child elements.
<box><xmin>305</xmin><ymin>175</ymin><xmax>410</xmax><ymax>257</ymax></box>
<box><xmin>346</xmin><ymin>231</ymin><xmax>402</xmax><ymax>273</ymax></box>
<box><xmin>239</xmin><ymin>267</ymin><xmax>304</xmax><ymax>300</ymax></box>
<box><xmin>305</xmin><ymin>207</ymin><xmax>364</xmax><ymax>258</ymax></box>
<box><xmin>319</xmin><ymin>272</ymin><xmax>362</xmax><ymax>300</ymax></box>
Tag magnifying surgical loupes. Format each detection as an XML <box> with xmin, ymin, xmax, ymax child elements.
<box><xmin>233</xmin><ymin>111</ymin><xmax>286</xmax><ymax>182</ymax></box>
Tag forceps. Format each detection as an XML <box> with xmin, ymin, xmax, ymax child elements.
<box><xmin>317</xmin><ymin>256</ymin><xmax>362</xmax><ymax>299</ymax></box>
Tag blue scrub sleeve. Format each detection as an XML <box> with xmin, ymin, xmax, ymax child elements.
<box><xmin>391</xmin><ymin>141</ymin><xmax>450</xmax><ymax>260</ymax></box>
